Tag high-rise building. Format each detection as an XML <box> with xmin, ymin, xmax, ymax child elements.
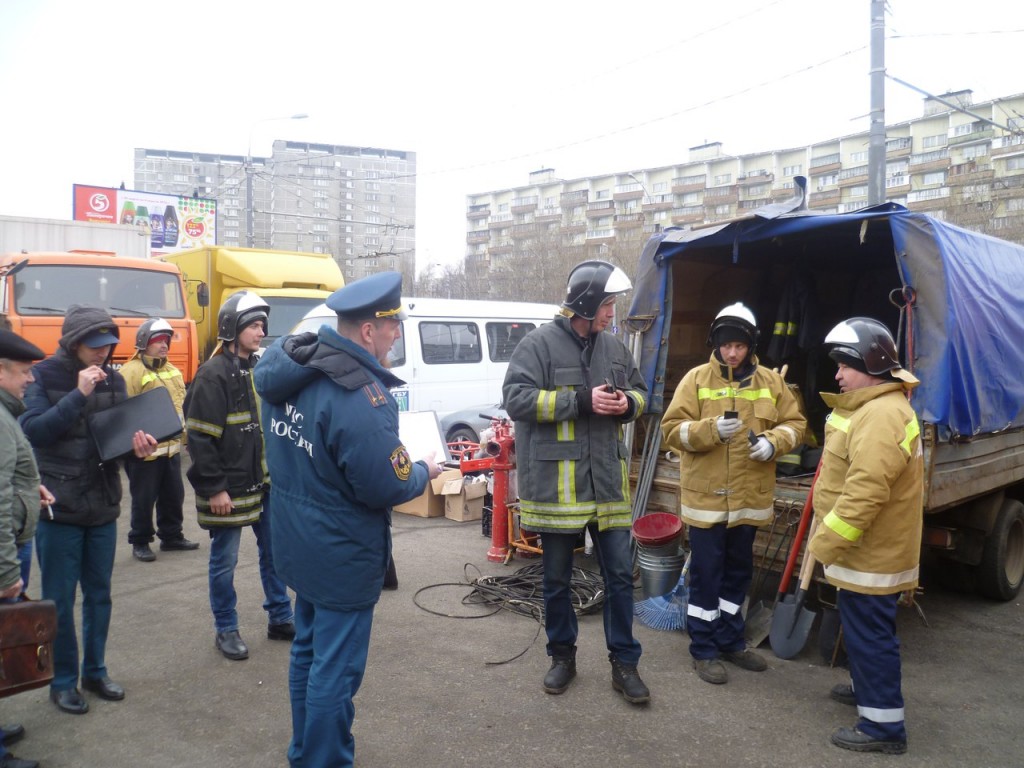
<box><xmin>135</xmin><ymin>141</ymin><xmax>416</xmax><ymax>283</ymax></box>
<box><xmin>466</xmin><ymin>90</ymin><xmax>1024</xmax><ymax>295</ymax></box>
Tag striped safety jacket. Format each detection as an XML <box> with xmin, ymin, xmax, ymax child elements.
<box><xmin>809</xmin><ymin>379</ymin><xmax>923</xmax><ymax>594</ymax></box>
<box><xmin>661</xmin><ymin>353</ymin><xmax>805</xmax><ymax>529</ymax></box>
<box><xmin>502</xmin><ymin>315</ymin><xmax>646</xmax><ymax>534</ymax></box>
<box><xmin>120</xmin><ymin>354</ymin><xmax>186</xmax><ymax>460</ymax></box>
<box><xmin>184</xmin><ymin>352</ymin><xmax>268</xmax><ymax>529</ymax></box>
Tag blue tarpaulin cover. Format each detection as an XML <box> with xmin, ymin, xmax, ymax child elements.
<box><xmin>627</xmin><ymin>206</ymin><xmax>1024</xmax><ymax>438</ymax></box>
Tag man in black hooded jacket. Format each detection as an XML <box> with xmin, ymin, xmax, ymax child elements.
<box><xmin>21</xmin><ymin>304</ymin><xmax>155</xmax><ymax>715</ymax></box>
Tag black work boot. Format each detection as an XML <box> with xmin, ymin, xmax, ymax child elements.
<box><xmin>542</xmin><ymin>645</ymin><xmax>577</xmax><ymax>694</ymax></box>
<box><xmin>610</xmin><ymin>657</ymin><xmax>651</xmax><ymax>705</ymax></box>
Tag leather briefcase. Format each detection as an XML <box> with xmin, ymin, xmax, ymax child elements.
<box><xmin>0</xmin><ymin>597</ymin><xmax>57</xmax><ymax>698</ymax></box>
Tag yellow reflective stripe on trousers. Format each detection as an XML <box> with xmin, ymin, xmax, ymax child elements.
<box><xmin>823</xmin><ymin>562</ymin><xmax>919</xmax><ymax>590</ymax></box>
<box><xmin>696</xmin><ymin>387</ymin><xmax>777</xmax><ymax>404</ymax></box>
<box><xmin>900</xmin><ymin>417</ymin><xmax>920</xmax><ymax>455</ymax></box>
<box><xmin>823</xmin><ymin>510</ymin><xmax>863</xmax><ymax>541</ymax></box>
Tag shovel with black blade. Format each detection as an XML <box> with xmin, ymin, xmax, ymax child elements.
<box><xmin>769</xmin><ymin>518</ymin><xmax>820</xmax><ymax>659</ymax></box>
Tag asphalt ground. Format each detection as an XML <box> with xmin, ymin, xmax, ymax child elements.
<box><xmin>4</xmin><ymin>462</ymin><xmax>1023</xmax><ymax>768</ymax></box>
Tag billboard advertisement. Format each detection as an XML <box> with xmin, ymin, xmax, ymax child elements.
<box><xmin>73</xmin><ymin>184</ymin><xmax>217</xmax><ymax>257</ymax></box>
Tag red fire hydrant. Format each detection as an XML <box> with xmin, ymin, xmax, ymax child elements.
<box><xmin>484</xmin><ymin>419</ymin><xmax>516</xmax><ymax>563</ymax></box>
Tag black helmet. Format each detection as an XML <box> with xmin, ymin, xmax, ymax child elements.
<box><xmin>706</xmin><ymin>302</ymin><xmax>759</xmax><ymax>348</ymax></box>
<box><xmin>135</xmin><ymin>318</ymin><xmax>174</xmax><ymax>351</ymax></box>
<box><xmin>824</xmin><ymin>317</ymin><xmax>901</xmax><ymax>375</ymax></box>
<box><xmin>561</xmin><ymin>260</ymin><xmax>632</xmax><ymax>320</ymax></box>
<box><xmin>217</xmin><ymin>291</ymin><xmax>270</xmax><ymax>342</ymax></box>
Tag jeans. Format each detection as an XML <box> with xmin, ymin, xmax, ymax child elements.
<box><xmin>541</xmin><ymin>525</ymin><xmax>641</xmax><ymax>666</ymax></box>
<box><xmin>288</xmin><ymin>595</ymin><xmax>373</xmax><ymax>768</ymax></box>
<box><xmin>35</xmin><ymin>519</ymin><xmax>117</xmax><ymax>691</ymax></box>
<box><xmin>126</xmin><ymin>454</ymin><xmax>186</xmax><ymax>545</ymax></box>
<box><xmin>208</xmin><ymin>495</ymin><xmax>292</xmax><ymax>633</ymax></box>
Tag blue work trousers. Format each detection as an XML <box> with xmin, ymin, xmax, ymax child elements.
<box><xmin>35</xmin><ymin>519</ymin><xmax>117</xmax><ymax>691</ymax></box>
<box><xmin>686</xmin><ymin>522</ymin><xmax>756</xmax><ymax>660</ymax></box>
<box><xmin>839</xmin><ymin>589</ymin><xmax>907</xmax><ymax>741</ymax></box>
<box><xmin>208</xmin><ymin>495</ymin><xmax>292</xmax><ymax>633</ymax></box>
<box><xmin>541</xmin><ymin>525</ymin><xmax>641</xmax><ymax>666</ymax></box>
<box><xmin>287</xmin><ymin>595</ymin><xmax>374</xmax><ymax>768</ymax></box>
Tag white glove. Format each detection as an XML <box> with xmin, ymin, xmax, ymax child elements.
<box><xmin>749</xmin><ymin>435</ymin><xmax>775</xmax><ymax>462</ymax></box>
<box><xmin>716</xmin><ymin>416</ymin><xmax>743</xmax><ymax>442</ymax></box>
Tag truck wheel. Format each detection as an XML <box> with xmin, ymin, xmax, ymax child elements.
<box><xmin>976</xmin><ymin>498</ymin><xmax>1024</xmax><ymax>601</ymax></box>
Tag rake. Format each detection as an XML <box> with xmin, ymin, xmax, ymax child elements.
<box><xmin>634</xmin><ymin>554</ymin><xmax>690</xmax><ymax>631</ymax></box>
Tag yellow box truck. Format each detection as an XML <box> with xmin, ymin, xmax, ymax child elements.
<box><xmin>161</xmin><ymin>246</ymin><xmax>343</xmax><ymax>361</ymax></box>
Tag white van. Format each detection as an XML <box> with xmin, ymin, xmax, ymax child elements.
<box><xmin>290</xmin><ymin>297</ymin><xmax>558</xmax><ymax>415</ymax></box>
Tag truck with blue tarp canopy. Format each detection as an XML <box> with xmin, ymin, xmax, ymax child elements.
<box><xmin>626</xmin><ymin>196</ymin><xmax>1024</xmax><ymax>600</ymax></box>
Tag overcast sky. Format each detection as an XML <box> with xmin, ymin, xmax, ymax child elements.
<box><xmin>2</xmin><ymin>0</ymin><xmax>1022</xmax><ymax>274</ymax></box>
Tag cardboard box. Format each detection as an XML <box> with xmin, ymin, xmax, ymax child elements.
<box><xmin>441</xmin><ymin>476</ymin><xmax>487</xmax><ymax>522</ymax></box>
<box><xmin>394</xmin><ymin>469</ymin><xmax>460</xmax><ymax>518</ymax></box>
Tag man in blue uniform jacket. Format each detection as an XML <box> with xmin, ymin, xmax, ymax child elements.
<box><xmin>255</xmin><ymin>271</ymin><xmax>441</xmax><ymax>768</ymax></box>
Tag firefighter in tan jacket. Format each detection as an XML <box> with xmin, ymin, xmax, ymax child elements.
<box><xmin>120</xmin><ymin>318</ymin><xmax>198</xmax><ymax>562</ymax></box>
<box><xmin>662</xmin><ymin>303</ymin><xmax>805</xmax><ymax>685</ymax></box>
<box><xmin>810</xmin><ymin>317</ymin><xmax>922</xmax><ymax>756</ymax></box>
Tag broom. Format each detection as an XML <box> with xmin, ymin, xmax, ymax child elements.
<box><xmin>634</xmin><ymin>553</ymin><xmax>690</xmax><ymax>631</ymax></box>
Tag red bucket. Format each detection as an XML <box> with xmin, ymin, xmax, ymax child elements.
<box><xmin>632</xmin><ymin>513</ymin><xmax>683</xmax><ymax>547</ymax></box>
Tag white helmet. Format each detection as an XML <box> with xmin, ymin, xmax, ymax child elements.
<box><xmin>707</xmin><ymin>302</ymin><xmax>758</xmax><ymax>348</ymax></box>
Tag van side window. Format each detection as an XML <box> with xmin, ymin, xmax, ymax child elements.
<box><xmin>420</xmin><ymin>321</ymin><xmax>481</xmax><ymax>364</ymax></box>
<box><xmin>486</xmin><ymin>322</ymin><xmax>536</xmax><ymax>362</ymax></box>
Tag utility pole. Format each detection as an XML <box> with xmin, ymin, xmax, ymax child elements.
<box><xmin>868</xmin><ymin>0</ymin><xmax>886</xmax><ymax>205</ymax></box>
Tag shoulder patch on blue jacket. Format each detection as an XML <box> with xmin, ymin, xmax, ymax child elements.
<box><xmin>390</xmin><ymin>446</ymin><xmax>413</xmax><ymax>480</ymax></box>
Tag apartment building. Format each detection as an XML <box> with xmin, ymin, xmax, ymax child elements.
<box><xmin>135</xmin><ymin>141</ymin><xmax>416</xmax><ymax>283</ymax></box>
<box><xmin>466</xmin><ymin>90</ymin><xmax>1024</xmax><ymax>290</ymax></box>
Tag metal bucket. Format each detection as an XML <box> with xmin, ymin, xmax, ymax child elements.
<box><xmin>636</xmin><ymin>534</ymin><xmax>683</xmax><ymax>557</ymax></box>
<box><xmin>636</xmin><ymin>548</ymin><xmax>686</xmax><ymax>599</ymax></box>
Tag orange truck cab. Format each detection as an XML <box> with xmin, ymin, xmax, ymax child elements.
<box><xmin>0</xmin><ymin>251</ymin><xmax>199</xmax><ymax>382</ymax></box>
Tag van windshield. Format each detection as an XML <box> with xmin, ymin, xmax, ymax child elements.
<box><xmin>14</xmin><ymin>264</ymin><xmax>186</xmax><ymax>318</ymax></box>
<box><xmin>262</xmin><ymin>297</ymin><xmax>332</xmax><ymax>347</ymax></box>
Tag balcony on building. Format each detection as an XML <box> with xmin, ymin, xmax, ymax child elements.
<box><xmin>489</xmin><ymin>240</ymin><xmax>513</xmax><ymax>255</ymax></box>
<box><xmin>614</xmin><ymin>213</ymin><xmax>643</xmax><ymax>228</ymax></box>
<box><xmin>809</xmin><ymin>188</ymin><xmax>841</xmax><ymax>207</ymax></box>
<box><xmin>991</xmin><ymin>134</ymin><xmax>1024</xmax><ymax>157</ymax></box>
<box><xmin>738</xmin><ymin>198</ymin><xmax>770</xmax><ymax>210</ymax></box>
<box><xmin>467</xmin><ymin>230</ymin><xmax>490</xmax><ymax>245</ymax></box>
<box><xmin>990</xmin><ymin>174</ymin><xmax>1024</xmax><ymax>199</ymax></box>
<box><xmin>511</xmin><ymin>195</ymin><xmax>538</xmax><ymax>214</ymax></box>
<box><xmin>565</xmin><ymin>219</ymin><xmax>587</xmax><ymax>233</ymax></box>
<box><xmin>586</xmin><ymin>228</ymin><xmax>615</xmax><ymax>243</ymax></box>
<box><xmin>886</xmin><ymin>136</ymin><xmax>913</xmax><ymax>158</ymax></box>
<box><xmin>467</xmin><ymin>203</ymin><xmax>491</xmax><ymax>220</ymax></box>
<box><xmin>884</xmin><ymin>174</ymin><xmax>911</xmax><ymax>196</ymax></box>
<box><xmin>671</xmin><ymin>206</ymin><xmax>704</xmax><ymax>225</ymax></box>
<box><xmin>488</xmin><ymin>212</ymin><xmax>513</xmax><ymax>230</ymax></box>
<box><xmin>535</xmin><ymin>206</ymin><xmax>562</xmax><ymax>221</ymax></box>
<box><xmin>949</xmin><ymin>122</ymin><xmax>996</xmax><ymax>147</ymax></box>
<box><xmin>838</xmin><ymin>165</ymin><xmax>869</xmax><ymax>188</ymax></box>
<box><xmin>906</xmin><ymin>186</ymin><xmax>950</xmax><ymax>211</ymax></box>
<box><xmin>613</xmin><ymin>183</ymin><xmax>644</xmax><ymax>202</ymax></box>
<box><xmin>808</xmin><ymin>153</ymin><xmax>841</xmax><ymax>175</ymax></box>
<box><xmin>561</xmin><ymin>189</ymin><xmax>589</xmax><ymax>205</ymax></box>
<box><xmin>909</xmin><ymin>148</ymin><xmax>951</xmax><ymax>174</ymax></box>
<box><xmin>585</xmin><ymin>200</ymin><xmax>615</xmax><ymax>218</ymax></box>
<box><xmin>642</xmin><ymin>193</ymin><xmax>673</xmax><ymax>212</ymax></box>
<box><xmin>704</xmin><ymin>185</ymin><xmax>739</xmax><ymax>204</ymax></box>
<box><xmin>512</xmin><ymin>222</ymin><xmax>537</xmax><ymax>238</ymax></box>
<box><xmin>737</xmin><ymin>169</ymin><xmax>774</xmax><ymax>186</ymax></box>
<box><xmin>672</xmin><ymin>174</ymin><xmax>706</xmax><ymax>194</ymax></box>
<box><xmin>948</xmin><ymin>161</ymin><xmax>994</xmax><ymax>184</ymax></box>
